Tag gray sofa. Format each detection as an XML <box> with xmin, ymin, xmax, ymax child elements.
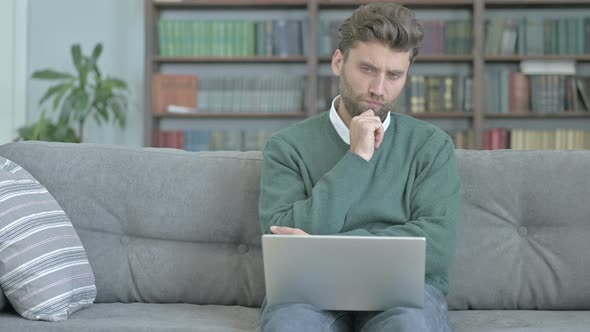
<box><xmin>0</xmin><ymin>141</ymin><xmax>588</xmax><ymax>332</ymax></box>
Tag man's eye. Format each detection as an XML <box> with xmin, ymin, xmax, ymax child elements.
<box><xmin>389</xmin><ymin>74</ymin><xmax>401</xmax><ymax>80</ymax></box>
<box><xmin>361</xmin><ymin>67</ymin><xmax>373</xmax><ymax>73</ymax></box>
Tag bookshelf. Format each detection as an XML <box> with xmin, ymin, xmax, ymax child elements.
<box><xmin>153</xmin><ymin>112</ymin><xmax>308</xmax><ymax>119</ymax></box>
<box><xmin>145</xmin><ymin>0</ymin><xmax>590</xmax><ymax>151</ymax></box>
<box><xmin>482</xmin><ymin>0</ymin><xmax>590</xmax><ymax>149</ymax></box>
<box><xmin>154</xmin><ymin>56</ymin><xmax>308</xmax><ymax>63</ymax></box>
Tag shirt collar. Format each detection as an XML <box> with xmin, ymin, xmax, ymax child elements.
<box><xmin>329</xmin><ymin>95</ymin><xmax>391</xmax><ymax>145</ymax></box>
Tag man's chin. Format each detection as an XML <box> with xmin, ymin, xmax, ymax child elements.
<box><xmin>342</xmin><ymin>99</ymin><xmax>390</xmax><ymax>121</ymax></box>
<box><xmin>373</xmin><ymin>108</ymin><xmax>391</xmax><ymax>121</ymax></box>
<box><xmin>361</xmin><ymin>103</ymin><xmax>389</xmax><ymax>118</ymax></box>
<box><xmin>347</xmin><ymin>108</ymin><xmax>389</xmax><ymax>121</ymax></box>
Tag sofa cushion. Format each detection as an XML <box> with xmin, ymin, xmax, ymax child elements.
<box><xmin>0</xmin><ymin>157</ymin><xmax>97</xmax><ymax>321</ymax></box>
<box><xmin>449</xmin><ymin>310</ymin><xmax>590</xmax><ymax>332</ymax></box>
<box><xmin>447</xmin><ymin>150</ymin><xmax>590</xmax><ymax>310</ymax></box>
<box><xmin>0</xmin><ymin>303</ymin><xmax>261</xmax><ymax>332</ymax></box>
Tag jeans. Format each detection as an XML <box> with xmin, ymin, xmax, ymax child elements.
<box><xmin>260</xmin><ymin>284</ymin><xmax>452</xmax><ymax>332</ymax></box>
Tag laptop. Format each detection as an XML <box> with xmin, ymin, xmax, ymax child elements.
<box><xmin>261</xmin><ymin>234</ymin><xmax>426</xmax><ymax>311</ymax></box>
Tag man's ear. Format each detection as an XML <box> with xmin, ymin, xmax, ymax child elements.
<box><xmin>331</xmin><ymin>49</ymin><xmax>344</xmax><ymax>76</ymax></box>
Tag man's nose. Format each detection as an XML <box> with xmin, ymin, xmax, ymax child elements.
<box><xmin>368</xmin><ymin>75</ymin><xmax>385</xmax><ymax>97</ymax></box>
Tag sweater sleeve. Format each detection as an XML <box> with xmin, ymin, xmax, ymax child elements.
<box><xmin>258</xmin><ymin>136</ymin><xmax>373</xmax><ymax>235</ymax></box>
<box><xmin>339</xmin><ymin>133</ymin><xmax>463</xmax><ymax>289</ymax></box>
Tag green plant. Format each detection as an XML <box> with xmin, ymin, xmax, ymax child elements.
<box><xmin>18</xmin><ymin>43</ymin><xmax>128</xmax><ymax>142</ymax></box>
<box><xmin>17</xmin><ymin>110</ymin><xmax>80</xmax><ymax>143</ymax></box>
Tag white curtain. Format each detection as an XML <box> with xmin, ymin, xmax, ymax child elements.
<box><xmin>0</xmin><ymin>0</ymin><xmax>27</xmax><ymax>144</ymax></box>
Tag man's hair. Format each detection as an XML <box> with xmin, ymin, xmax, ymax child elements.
<box><xmin>337</xmin><ymin>3</ymin><xmax>424</xmax><ymax>63</ymax></box>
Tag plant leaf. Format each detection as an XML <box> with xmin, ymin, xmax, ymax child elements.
<box><xmin>109</xmin><ymin>99</ymin><xmax>126</xmax><ymax>128</ymax></box>
<box><xmin>91</xmin><ymin>43</ymin><xmax>103</xmax><ymax>61</ymax></box>
<box><xmin>94</xmin><ymin>82</ymin><xmax>112</xmax><ymax>103</ymax></box>
<box><xmin>77</xmin><ymin>88</ymin><xmax>90</xmax><ymax>110</ymax></box>
<box><xmin>71</xmin><ymin>44</ymin><xmax>83</xmax><ymax>74</ymax></box>
<box><xmin>38</xmin><ymin>82</ymin><xmax>72</xmax><ymax>106</ymax></box>
<box><xmin>96</xmin><ymin>104</ymin><xmax>109</xmax><ymax>122</ymax></box>
<box><xmin>54</xmin><ymin>124</ymin><xmax>69</xmax><ymax>140</ymax></box>
<box><xmin>70</xmin><ymin>88</ymin><xmax>90</xmax><ymax>122</ymax></box>
<box><xmin>93</xmin><ymin>64</ymin><xmax>102</xmax><ymax>80</ymax></box>
<box><xmin>76</xmin><ymin>56</ymin><xmax>91</xmax><ymax>89</ymax></box>
<box><xmin>17</xmin><ymin>125</ymin><xmax>36</xmax><ymax>141</ymax></box>
<box><xmin>106</xmin><ymin>78</ymin><xmax>128</xmax><ymax>90</ymax></box>
<box><xmin>52</xmin><ymin>82</ymin><xmax>74</xmax><ymax>111</ymax></box>
<box><xmin>32</xmin><ymin>110</ymin><xmax>48</xmax><ymax>140</ymax></box>
<box><xmin>59</xmin><ymin>89</ymin><xmax>83</xmax><ymax>124</ymax></box>
<box><xmin>70</xmin><ymin>44</ymin><xmax>92</xmax><ymax>88</ymax></box>
<box><xmin>32</xmin><ymin>69</ymin><xmax>75</xmax><ymax>80</ymax></box>
<box><xmin>59</xmin><ymin>101</ymin><xmax>74</xmax><ymax>124</ymax></box>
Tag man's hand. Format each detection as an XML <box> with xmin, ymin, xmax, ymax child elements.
<box><xmin>349</xmin><ymin>109</ymin><xmax>384</xmax><ymax>161</ymax></box>
<box><xmin>270</xmin><ymin>226</ymin><xmax>309</xmax><ymax>235</ymax></box>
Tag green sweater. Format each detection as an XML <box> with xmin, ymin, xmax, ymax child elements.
<box><xmin>258</xmin><ymin>111</ymin><xmax>463</xmax><ymax>295</ymax></box>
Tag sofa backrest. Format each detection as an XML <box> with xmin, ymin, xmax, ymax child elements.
<box><xmin>447</xmin><ymin>149</ymin><xmax>590</xmax><ymax>310</ymax></box>
<box><xmin>1</xmin><ymin>142</ymin><xmax>589</xmax><ymax>310</ymax></box>
<box><xmin>0</xmin><ymin>142</ymin><xmax>265</xmax><ymax>307</ymax></box>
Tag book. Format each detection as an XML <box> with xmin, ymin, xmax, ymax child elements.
<box><xmin>509</xmin><ymin>72</ymin><xmax>530</xmax><ymax>113</ymax></box>
<box><xmin>577</xmin><ymin>78</ymin><xmax>590</xmax><ymax>112</ymax></box>
<box><xmin>167</xmin><ymin>105</ymin><xmax>197</xmax><ymax>114</ymax></box>
<box><xmin>520</xmin><ymin>60</ymin><xmax>576</xmax><ymax>75</ymax></box>
<box><xmin>151</xmin><ymin>74</ymin><xmax>198</xmax><ymax>114</ymax></box>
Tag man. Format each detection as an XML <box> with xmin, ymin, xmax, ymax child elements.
<box><xmin>258</xmin><ymin>3</ymin><xmax>462</xmax><ymax>331</ymax></box>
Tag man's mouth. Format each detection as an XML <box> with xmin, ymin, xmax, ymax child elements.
<box><xmin>366</xmin><ymin>101</ymin><xmax>383</xmax><ymax>109</ymax></box>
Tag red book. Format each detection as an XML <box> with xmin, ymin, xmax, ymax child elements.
<box><xmin>151</xmin><ymin>74</ymin><xmax>198</xmax><ymax>114</ymax></box>
<box><xmin>509</xmin><ymin>72</ymin><xmax>530</xmax><ymax>113</ymax></box>
<box><xmin>483</xmin><ymin>129</ymin><xmax>492</xmax><ymax>150</ymax></box>
<box><xmin>152</xmin><ymin>129</ymin><xmax>161</xmax><ymax>147</ymax></box>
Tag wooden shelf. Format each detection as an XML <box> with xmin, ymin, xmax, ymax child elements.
<box><xmin>318</xmin><ymin>54</ymin><xmax>473</xmax><ymax>63</ymax></box>
<box><xmin>154</xmin><ymin>0</ymin><xmax>307</xmax><ymax>9</ymax></box>
<box><xmin>486</xmin><ymin>0</ymin><xmax>590</xmax><ymax>6</ymax></box>
<box><xmin>416</xmin><ymin>54</ymin><xmax>474</xmax><ymax>62</ymax></box>
<box><xmin>154</xmin><ymin>56</ymin><xmax>307</xmax><ymax>63</ymax></box>
<box><xmin>403</xmin><ymin>112</ymin><xmax>474</xmax><ymax>119</ymax></box>
<box><xmin>319</xmin><ymin>0</ymin><xmax>473</xmax><ymax>8</ymax></box>
<box><xmin>153</xmin><ymin>112</ymin><xmax>308</xmax><ymax>119</ymax></box>
<box><xmin>484</xmin><ymin>112</ymin><xmax>590</xmax><ymax>118</ymax></box>
<box><xmin>486</xmin><ymin>55</ymin><xmax>590</xmax><ymax>62</ymax></box>
<box><xmin>154</xmin><ymin>112</ymin><xmax>474</xmax><ymax>119</ymax></box>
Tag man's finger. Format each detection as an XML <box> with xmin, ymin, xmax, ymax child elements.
<box><xmin>374</xmin><ymin>125</ymin><xmax>385</xmax><ymax>149</ymax></box>
<box><xmin>270</xmin><ymin>226</ymin><xmax>308</xmax><ymax>235</ymax></box>
<box><xmin>272</xmin><ymin>226</ymin><xmax>302</xmax><ymax>235</ymax></box>
<box><xmin>360</xmin><ymin>109</ymin><xmax>375</xmax><ymax>117</ymax></box>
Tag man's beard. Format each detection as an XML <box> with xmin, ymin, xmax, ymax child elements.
<box><xmin>339</xmin><ymin>70</ymin><xmax>397</xmax><ymax>123</ymax></box>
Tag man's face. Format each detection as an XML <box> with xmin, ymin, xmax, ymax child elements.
<box><xmin>331</xmin><ymin>41</ymin><xmax>411</xmax><ymax>122</ymax></box>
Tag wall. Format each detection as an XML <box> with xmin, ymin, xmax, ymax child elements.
<box><xmin>27</xmin><ymin>0</ymin><xmax>145</xmax><ymax>146</ymax></box>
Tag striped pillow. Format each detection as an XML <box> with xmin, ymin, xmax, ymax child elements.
<box><xmin>0</xmin><ymin>157</ymin><xmax>96</xmax><ymax>321</ymax></box>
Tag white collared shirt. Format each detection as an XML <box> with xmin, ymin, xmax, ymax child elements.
<box><xmin>328</xmin><ymin>95</ymin><xmax>391</xmax><ymax>145</ymax></box>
